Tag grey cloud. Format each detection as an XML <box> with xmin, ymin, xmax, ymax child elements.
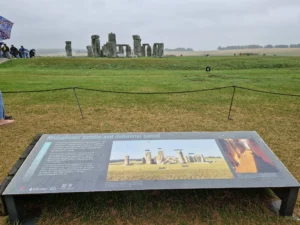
<box><xmin>0</xmin><ymin>0</ymin><xmax>299</xmax><ymax>50</ymax></box>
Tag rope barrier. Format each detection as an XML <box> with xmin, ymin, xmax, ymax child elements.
<box><xmin>235</xmin><ymin>86</ymin><xmax>300</xmax><ymax>97</ymax></box>
<box><xmin>2</xmin><ymin>86</ymin><xmax>299</xmax><ymax>120</ymax></box>
<box><xmin>2</xmin><ymin>86</ymin><xmax>299</xmax><ymax>96</ymax></box>
<box><xmin>76</xmin><ymin>86</ymin><xmax>232</xmax><ymax>94</ymax></box>
<box><xmin>2</xmin><ymin>87</ymin><xmax>73</xmax><ymax>94</ymax></box>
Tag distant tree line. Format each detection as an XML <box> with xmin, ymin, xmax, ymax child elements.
<box><xmin>218</xmin><ymin>45</ymin><xmax>263</xmax><ymax>50</ymax></box>
<box><xmin>290</xmin><ymin>44</ymin><xmax>300</xmax><ymax>48</ymax></box>
<box><xmin>218</xmin><ymin>44</ymin><xmax>300</xmax><ymax>50</ymax></box>
<box><xmin>165</xmin><ymin>48</ymin><xmax>194</xmax><ymax>51</ymax></box>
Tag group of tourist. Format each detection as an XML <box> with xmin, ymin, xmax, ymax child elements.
<box><xmin>0</xmin><ymin>43</ymin><xmax>35</xmax><ymax>59</ymax></box>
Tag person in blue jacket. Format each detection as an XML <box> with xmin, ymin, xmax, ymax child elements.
<box><xmin>0</xmin><ymin>91</ymin><xmax>14</xmax><ymax>126</ymax></box>
<box><xmin>20</xmin><ymin>46</ymin><xmax>26</xmax><ymax>58</ymax></box>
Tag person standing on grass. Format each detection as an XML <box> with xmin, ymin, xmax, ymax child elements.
<box><xmin>20</xmin><ymin>46</ymin><xmax>26</xmax><ymax>58</ymax></box>
<box><xmin>29</xmin><ymin>49</ymin><xmax>36</xmax><ymax>58</ymax></box>
<box><xmin>0</xmin><ymin>42</ymin><xmax>3</xmax><ymax>58</ymax></box>
<box><xmin>10</xmin><ymin>45</ymin><xmax>19</xmax><ymax>58</ymax></box>
<box><xmin>0</xmin><ymin>91</ymin><xmax>14</xmax><ymax>126</ymax></box>
<box><xmin>2</xmin><ymin>44</ymin><xmax>11</xmax><ymax>59</ymax></box>
<box><xmin>24</xmin><ymin>48</ymin><xmax>29</xmax><ymax>58</ymax></box>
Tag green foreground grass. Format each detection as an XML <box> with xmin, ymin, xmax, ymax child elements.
<box><xmin>0</xmin><ymin>56</ymin><xmax>300</xmax><ymax>225</ymax></box>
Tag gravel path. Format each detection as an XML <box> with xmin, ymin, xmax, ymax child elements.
<box><xmin>0</xmin><ymin>58</ymin><xmax>8</xmax><ymax>64</ymax></box>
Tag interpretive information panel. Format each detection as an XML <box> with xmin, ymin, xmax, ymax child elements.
<box><xmin>3</xmin><ymin>132</ymin><xmax>299</xmax><ymax>195</ymax></box>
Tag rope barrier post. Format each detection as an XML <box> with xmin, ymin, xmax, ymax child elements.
<box><xmin>72</xmin><ymin>87</ymin><xmax>84</xmax><ymax>119</ymax></box>
<box><xmin>228</xmin><ymin>86</ymin><xmax>236</xmax><ymax>120</ymax></box>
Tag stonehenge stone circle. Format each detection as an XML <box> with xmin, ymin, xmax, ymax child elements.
<box><xmin>86</xmin><ymin>46</ymin><xmax>93</xmax><ymax>57</ymax></box>
<box><xmin>65</xmin><ymin>41</ymin><xmax>72</xmax><ymax>57</ymax></box>
<box><xmin>91</xmin><ymin>35</ymin><xmax>101</xmax><ymax>57</ymax></box>
<box><xmin>81</xmin><ymin>33</ymin><xmax>164</xmax><ymax>58</ymax></box>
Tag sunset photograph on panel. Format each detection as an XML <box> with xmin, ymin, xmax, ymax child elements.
<box><xmin>106</xmin><ymin>139</ymin><xmax>234</xmax><ymax>181</ymax></box>
<box><xmin>218</xmin><ymin>139</ymin><xmax>278</xmax><ymax>174</ymax></box>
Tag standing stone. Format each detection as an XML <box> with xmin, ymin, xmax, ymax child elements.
<box><xmin>200</xmin><ymin>154</ymin><xmax>205</xmax><ymax>162</ymax></box>
<box><xmin>65</xmin><ymin>41</ymin><xmax>72</xmax><ymax>57</ymax></box>
<box><xmin>147</xmin><ymin>45</ymin><xmax>152</xmax><ymax>57</ymax></box>
<box><xmin>142</xmin><ymin>157</ymin><xmax>146</xmax><ymax>164</ymax></box>
<box><xmin>102</xmin><ymin>45</ymin><xmax>106</xmax><ymax>57</ymax></box>
<box><xmin>152</xmin><ymin>43</ymin><xmax>158</xmax><ymax>57</ymax></box>
<box><xmin>125</xmin><ymin>45</ymin><xmax>131</xmax><ymax>57</ymax></box>
<box><xmin>156</xmin><ymin>149</ymin><xmax>165</xmax><ymax>164</ymax></box>
<box><xmin>152</xmin><ymin>157</ymin><xmax>156</xmax><ymax>164</ymax></box>
<box><xmin>133</xmin><ymin>35</ymin><xmax>142</xmax><ymax>56</ymax></box>
<box><xmin>118</xmin><ymin>45</ymin><xmax>124</xmax><ymax>54</ymax></box>
<box><xmin>108</xmin><ymin>33</ymin><xmax>117</xmax><ymax>57</ymax></box>
<box><xmin>158</xmin><ymin>43</ymin><xmax>164</xmax><ymax>57</ymax></box>
<box><xmin>197</xmin><ymin>155</ymin><xmax>201</xmax><ymax>162</ymax></box>
<box><xmin>141</xmin><ymin>45</ymin><xmax>146</xmax><ymax>57</ymax></box>
<box><xmin>145</xmin><ymin>151</ymin><xmax>152</xmax><ymax>164</ymax></box>
<box><xmin>102</xmin><ymin>44</ymin><xmax>108</xmax><ymax>57</ymax></box>
<box><xmin>142</xmin><ymin>44</ymin><xmax>150</xmax><ymax>57</ymax></box>
<box><xmin>185</xmin><ymin>156</ymin><xmax>190</xmax><ymax>163</ymax></box>
<box><xmin>176</xmin><ymin>150</ymin><xmax>186</xmax><ymax>164</ymax></box>
<box><xmin>188</xmin><ymin>155</ymin><xmax>194</xmax><ymax>163</ymax></box>
<box><xmin>91</xmin><ymin>35</ymin><xmax>101</xmax><ymax>57</ymax></box>
<box><xmin>193</xmin><ymin>156</ymin><xmax>199</xmax><ymax>162</ymax></box>
<box><xmin>124</xmin><ymin>156</ymin><xmax>129</xmax><ymax>166</ymax></box>
<box><xmin>106</xmin><ymin>42</ymin><xmax>114</xmax><ymax>58</ymax></box>
<box><xmin>86</xmin><ymin>46</ymin><xmax>93</xmax><ymax>57</ymax></box>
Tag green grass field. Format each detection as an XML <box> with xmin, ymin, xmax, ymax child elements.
<box><xmin>0</xmin><ymin>56</ymin><xmax>300</xmax><ymax>225</ymax></box>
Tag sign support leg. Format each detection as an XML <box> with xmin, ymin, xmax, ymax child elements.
<box><xmin>4</xmin><ymin>195</ymin><xmax>24</xmax><ymax>224</ymax></box>
<box><xmin>271</xmin><ymin>187</ymin><xmax>299</xmax><ymax>216</ymax></box>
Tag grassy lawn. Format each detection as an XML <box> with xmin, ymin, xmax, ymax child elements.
<box><xmin>0</xmin><ymin>56</ymin><xmax>300</xmax><ymax>224</ymax></box>
<box><xmin>107</xmin><ymin>161</ymin><xmax>233</xmax><ymax>181</ymax></box>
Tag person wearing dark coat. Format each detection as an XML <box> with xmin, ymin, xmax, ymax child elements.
<box><xmin>29</xmin><ymin>49</ymin><xmax>36</xmax><ymax>58</ymax></box>
<box><xmin>10</xmin><ymin>45</ymin><xmax>19</xmax><ymax>58</ymax></box>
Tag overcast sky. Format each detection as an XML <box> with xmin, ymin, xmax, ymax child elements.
<box><xmin>110</xmin><ymin>140</ymin><xmax>222</xmax><ymax>160</ymax></box>
<box><xmin>1</xmin><ymin>0</ymin><xmax>300</xmax><ymax>50</ymax></box>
